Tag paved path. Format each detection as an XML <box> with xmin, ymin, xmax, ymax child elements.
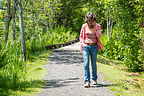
<box><xmin>38</xmin><ymin>42</ymin><xmax>114</xmax><ymax>96</ymax></box>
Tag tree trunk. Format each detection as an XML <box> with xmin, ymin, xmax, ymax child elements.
<box><xmin>46</xmin><ymin>25</ymin><xmax>50</xmax><ymax>37</ymax></box>
<box><xmin>31</xmin><ymin>2</ymin><xmax>35</xmax><ymax>37</ymax></box>
<box><xmin>13</xmin><ymin>0</ymin><xmax>16</xmax><ymax>41</ymax></box>
<box><xmin>49</xmin><ymin>11</ymin><xmax>53</xmax><ymax>29</ymax></box>
<box><xmin>4</xmin><ymin>0</ymin><xmax>11</xmax><ymax>43</ymax></box>
<box><xmin>48</xmin><ymin>1</ymin><xmax>52</xmax><ymax>29</ymax></box>
<box><xmin>18</xmin><ymin>0</ymin><xmax>26</xmax><ymax>61</ymax></box>
<box><xmin>32</xmin><ymin>13</ymin><xmax>35</xmax><ymax>37</ymax></box>
<box><xmin>111</xmin><ymin>22</ymin><xmax>113</xmax><ymax>37</ymax></box>
<box><xmin>107</xmin><ymin>11</ymin><xmax>109</xmax><ymax>41</ymax></box>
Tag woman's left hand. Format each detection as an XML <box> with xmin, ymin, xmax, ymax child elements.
<box><xmin>92</xmin><ymin>21</ymin><xmax>96</xmax><ymax>28</ymax></box>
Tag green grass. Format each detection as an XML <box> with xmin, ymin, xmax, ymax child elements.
<box><xmin>1</xmin><ymin>48</ymin><xmax>143</xmax><ymax>96</ymax></box>
<box><xmin>0</xmin><ymin>25</ymin><xmax>78</xmax><ymax>96</ymax></box>
<box><xmin>0</xmin><ymin>50</ymin><xmax>51</xmax><ymax>96</ymax></box>
<box><xmin>97</xmin><ymin>55</ymin><xmax>144</xmax><ymax>96</ymax></box>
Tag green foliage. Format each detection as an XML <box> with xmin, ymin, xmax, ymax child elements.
<box><xmin>138</xmin><ymin>28</ymin><xmax>144</xmax><ymax>65</ymax></box>
<box><xmin>0</xmin><ymin>50</ymin><xmax>48</xmax><ymax>96</ymax></box>
<box><xmin>0</xmin><ymin>40</ymin><xmax>27</xmax><ymax>92</ymax></box>
<box><xmin>56</xmin><ymin>0</ymin><xmax>87</xmax><ymax>32</ymax></box>
<box><xmin>0</xmin><ymin>0</ymin><xmax>144</xmax><ymax>95</ymax></box>
<box><xmin>26</xmin><ymin>25</ymin><xmax>78</xmax><ymax>54</ymax></box>
<box><xmin>98</xmin><ymin>55</ymin><xmax>144</xmax><ymax>96</ymax></box>
<box><xmin>100</xmin><ymin>0</ymin><xmax>144</xmax><ymax>72</ymax></box>
<box><xmin>0</xmin><ymin>0</ymin><xmax>78</xmax><ymax>94</ymax></box>
<box><xmin>0</xmin><ymin>25</ymin><xmax>78</xmax><ymax>95</ymax></box>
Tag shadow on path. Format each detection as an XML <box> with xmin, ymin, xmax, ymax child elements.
<box><xmin>96</xmin><ymin>83</ymin><xmax>118</xmax><ymax>87</ymax></box>
<box><xmin>42</xmin><ymin>78</ymin><xmax>79</xmax><ymax>89</ymax></box>
<box><xmin>48</xmin><ymin>50</ymin><xmax>83</xmax><ymax>65</ymax></box>
<box><xmin>39</xmin><ymin>48</ymin><xmax>117</xmax><ymax>96</ymax></box>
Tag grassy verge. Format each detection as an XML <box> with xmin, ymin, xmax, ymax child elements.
<box><xmin>97</xmin><ymin>55</ymin><xmax>144</xmax><ymax>96</ymax></box>
<box><xmin>0</xmin><ymin>50</ymin><xmax>51</xmax><ymax>96</ymax></box>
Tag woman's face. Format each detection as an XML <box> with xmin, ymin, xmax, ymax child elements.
<box><xmin>87</xmin><ymin>19</ymin><xmax>95</xmax><ymax>28</ymax></box>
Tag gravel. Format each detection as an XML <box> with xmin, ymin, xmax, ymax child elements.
<box><xmin>37</xmin><ymin>42</ymin><xmax>114</xmax><ymax>96</ymax></box>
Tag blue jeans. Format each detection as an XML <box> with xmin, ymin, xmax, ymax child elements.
<box><xmin>82</xmin><ymin>44</ymin><xmax>98</xmax><ymax>83</ymax></box>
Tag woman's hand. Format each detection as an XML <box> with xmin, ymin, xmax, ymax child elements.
<box><xmin>92</xmin><ymin>21</ymin><xmax>96</xmax><ymax>28</ymax></box>
<box><xmin>87</xmin><ymin>20</ymin><xmax>96</xmax><ymax>29</ymax></box>
<box><xmin>83</xmin><ymin>43</ymin><xmax>87</xmax><ymax>46</ymax></box>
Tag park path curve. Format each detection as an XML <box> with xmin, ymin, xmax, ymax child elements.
<box><xmin>38</xmin><ymin>42</ymin><xmax>114</xmax><ymax>96</ymax></box>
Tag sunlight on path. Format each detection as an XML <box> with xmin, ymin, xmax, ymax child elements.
<box><xmin>37</xmin><ymin>42</ymin><xmax>114</xmax><ymax>96</ymax></box>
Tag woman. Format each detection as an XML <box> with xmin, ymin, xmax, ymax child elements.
<box><xmin>79</xmin><ymin>12</ymin><xmax>103</xmax><ymax>88</ymax></box>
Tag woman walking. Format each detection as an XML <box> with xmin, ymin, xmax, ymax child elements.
<box><xmin>79</xmin><ymin>12</ymin><xmax>103</xmax><ymax>88</ymax></box>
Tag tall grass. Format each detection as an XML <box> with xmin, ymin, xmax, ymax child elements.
<box><xmin>0</xmin><ymin>40</ymin><xmax>27</xmax><ymax>95</ymax></box>
<box><xmin>0</xmin><ymin>25</ymin><xmax>78</xmax><ymax>95</ymax></box>
<box><xmin>26</xmin><ymin>25</ymin><xmax>78</xmax><ymax>53</ymax></box>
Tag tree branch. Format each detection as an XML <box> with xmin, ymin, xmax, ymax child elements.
<box><xmin>21</xmin><ymin>0</ymin><xmax>28</xmax><ymax>12</ymax></box>
<box><xmin>13</xmin><ymin>0</ymin><xmax>18</xmax><ymax>11</ymax></box>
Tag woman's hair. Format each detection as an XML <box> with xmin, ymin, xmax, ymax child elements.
<box><xmin>85</xmin><ymin>12</ymin><xmax>96</xmax><ymax>22</ymax></box>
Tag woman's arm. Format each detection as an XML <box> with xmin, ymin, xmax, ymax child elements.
<box><xmin>79</xmin><ymin>26</ymin><xmax>84</xmax><ymax>46</ymax></box>
<box><xmin>95</xmin><ymin>24</ymin><xmax>101</xmax><ymax>39</ymax></box>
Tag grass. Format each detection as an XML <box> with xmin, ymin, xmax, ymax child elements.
<box><xmin>0</xmin><ymin>25</ymin><xmax>78</xmax><ymax>96</ymax></box>
<box><xmin>0</xmin><ymin>50</ymin><xmax>51</xmax><ymax>96</ymax></box>
<box><xmin>1</xmin><ymin>39</ymin><xmax>142</xmax><ymax>96</ymax></box>
<box><xmin>97</xmin><ymin>55</ymin><xmax>144</xmax><ymax>96</ymax></box>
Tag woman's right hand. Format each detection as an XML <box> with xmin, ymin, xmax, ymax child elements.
<box><xmin>82</xmin><ymin>43</ymin><xmax>87</xmax><ymax>47</ymax></box>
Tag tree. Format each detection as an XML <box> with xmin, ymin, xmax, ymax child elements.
<box><xmin>12</xmin><ymin>0</ymin><xmax>17</xmax><ymax>41</ymax></box>
<box><xmin>14</xmin><ymin>0</ymin><xmax>28</xmax><ymax>61</ymax></box>
<box><xmin>4</xmin><ymin>0</ymin><xmax>11</xmax><ymax>43</ymax></box>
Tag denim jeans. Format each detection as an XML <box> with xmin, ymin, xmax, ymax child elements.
<box><xmin>82</xmin><ymin>44</ymin><xmax>98</xmax><ymax>83</ymax></box>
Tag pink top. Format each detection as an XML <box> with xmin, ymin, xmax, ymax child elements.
<box><xmin>79</xmin><ymin>23</ymin><xmax>104</xmax><ymax>51</ymax></box>
<box><xmin>84</xmin><ymin>26</ymin><xmax>97</xmax><ymax>43</ymax></box>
